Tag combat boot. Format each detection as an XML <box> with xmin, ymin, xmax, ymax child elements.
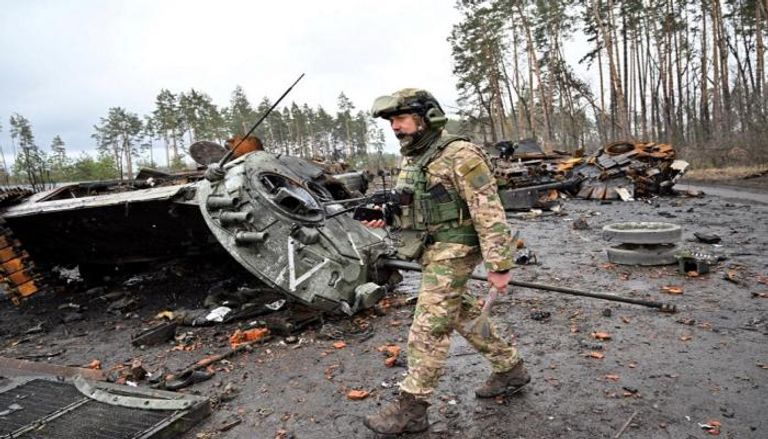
<box><xmin>475</xmin><ymin>360</ymin><xmax>531</xmax><ymax>398</ymax></box>
<box><xmin>363</xmin><ymin>392</ymin><xmax>430</xmax><ymax>434</ymax></box>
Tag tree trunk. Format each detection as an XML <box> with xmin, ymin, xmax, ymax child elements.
<box><xmin>622</xmin><ymin>11</ymin><xmax>630</xmax><ymax>135</ymax></box>
<box><xmin>516</xmin><ymin>1</ymin><xmax>550</xmax><ymax>143</ymax></box>
<box><xmin>473</xmin><ymin>83</ymin><xmax>495</xmax><ymax>143</ymax></box>
<box><xmin>170</xmin><ymin>131</ymin><xmax>179</xmax><ymax>165</ymax></box>
<box><xmin>0</xmin><ymin>146</ymin><xmax>8</xmax><ymax>184</ymax></box>
<box><xmin>164</xmin><ymin>133</ymin><xmax>171</xmax><ymax>168</ymax></box>
<box><xmin>758</xmin><ymin>0</ymin><xmax>766</xmax><ymax>109</ymax></box>
<box><xmin>636</xmin><ymin>23</ymin><xmax>647</xmax><ymax>140</ymax></box>
<box><xmin>712</xmin><ymin>0</ymin><xmax>731</xmax><ymax>133</ymax></box>
<box><xmin>593</xmin><ymin>0</ymin><xmax>630</xmax><ymax>139</ymax></box>
<box><xmin>501</xmin><ymin>60</ymin><xmax>522</xmax><ymax>139</ymax></box>
<box><xmin>674</xmin><ymin>1</ymin><xmax>685</xmax><ymax>143</ymax></box>
<box><xmin>124</xmin><ymin>137</ymin><xmax>133</xmax><ymax>180</ymax></box>
<box><xmin>710</xmin><ymin>0</ymin><xmax>723</xmax><ymax>138</ymax></box>
<box><xmin>700</xmin><ymin>0</ymin><xmax>710</xmax><ymax>140</ymax></box>
<box><xmin>487</xmin><ymin>46</ymin><xmax>507</xmax><ymax>140</ymax></box>
<box><xmin>597</xmin><ymin>31</ymin><xmax>608</xmax><ymax>144</ymax></box>
<box><xmin>511</xmin><ymin>28</ymin><xmax>532</xmax><ymax>137</ymax></box>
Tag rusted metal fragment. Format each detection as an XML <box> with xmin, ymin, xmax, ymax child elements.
<box><xmin>0</xmin><ymin>219</ymin><xmax>42</xmax><ymax>303</ymax></box>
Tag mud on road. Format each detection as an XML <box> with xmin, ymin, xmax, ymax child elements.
<box><xmin>1</xmin><ymin>187</ymin><xmax>767</xmax><ymax>439</ymax></box>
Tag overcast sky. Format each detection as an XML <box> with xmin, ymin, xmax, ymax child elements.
<box><xmin>0</xmin><ymin>0</ymin><xmax>591</xmax><ymax>161</ymax></box>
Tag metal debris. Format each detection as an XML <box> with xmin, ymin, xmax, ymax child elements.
<box><xmin>493</xmin><ymin>140</ymin><xmax>690</xmax><ymax>209</ymax></box>
<box><xmin>0</xmin><ymin>217</ymin><xmax>42</xmax><ymax>303</ymax></box>
<box><xmin>131</xmin><ymin>321</ymin><xmax>178</xmax><ymax>347</ymax></box>
<box><xmin>573</xmin><ymin>141</ymin><xmax>687</xmax><ymax>200</ymax></box>
<box><xmin>530</xmin><ymin>310</ymin><xmax>551</xmax><ymax>321</ymax></box>
<box><xmin>515</xmin><ymin>248</ymin><xmax>537</xmax><ymax>265</ymax></box>
<box><xmin>675</xmin><ymin>251</ymin><xmax>718</xmax><ymax>276</ymax></box>
<box><xmin>205</xmin><ymin>306</ymin><xmax>233</xmax><ymax>322</ymax></box>
<box><xmin>0</xmin><ymin>376</ymin><xmax>209</xmax><ymax>438</ymax></box>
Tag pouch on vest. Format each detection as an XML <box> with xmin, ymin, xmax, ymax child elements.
<box><xmin>395</xmin><ymin>230</ymin><xmax>427</xmax><ymax>260</ymax></box>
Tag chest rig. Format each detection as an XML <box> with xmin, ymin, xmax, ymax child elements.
<box><xmin>393</xmin><ymin>134</ymin><xmax>480</xmax><ymax>259</ymax></box>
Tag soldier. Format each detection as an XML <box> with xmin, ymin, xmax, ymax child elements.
<box><xmin>361</xmin><ymin>89</ymin><xmax>531</xmax><ymax>435</ymax></box>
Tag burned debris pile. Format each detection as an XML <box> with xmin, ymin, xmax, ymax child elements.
<box><xmin>493</xmin><ymin>140</ymin><xmax>690</xmax><ymax>210</ymax></box>
<box><xmin>572</xmin><ymin>141</ymin><xmax>689</xmax><ymax>200</ymax></box>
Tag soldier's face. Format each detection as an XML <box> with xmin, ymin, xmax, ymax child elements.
<box><xmin>390</xmin><ymin>114</ymin><xmax>422</xmax><ymax>138</ymax></box>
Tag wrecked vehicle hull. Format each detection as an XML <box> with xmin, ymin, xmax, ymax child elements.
<box><xmin>0</xmin><ymin>154</ymin><xmax>392</xmax><ymax>314</ymax></box>
<box><xmin>2</xmin><ymin>184</ymin><xmax>213</xmax><ymax>267</ymax></box>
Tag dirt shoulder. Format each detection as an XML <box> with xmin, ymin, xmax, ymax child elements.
<box><xmin>681</xmin><ymin>165</ymin><xmax>768</xmax><ymax>192</ymax></box>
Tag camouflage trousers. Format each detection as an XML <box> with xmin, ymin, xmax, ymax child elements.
<box><xmin>399</xmin><ymin>245</ymin><xmax>520</xmax><ymax>399</ymax></box>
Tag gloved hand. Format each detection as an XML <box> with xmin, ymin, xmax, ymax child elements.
<box><xmin>204</xmin><ymin>163</ymin><xmax>226</xmax><ymax>182</ymax></box>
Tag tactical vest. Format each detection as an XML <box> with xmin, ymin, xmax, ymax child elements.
<box><xmin>394</xmin><ymin>134</ymin><xmax>480</xmax><ymax>259</ymax></box>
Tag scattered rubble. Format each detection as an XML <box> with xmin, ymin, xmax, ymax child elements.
<box><xmin>494</xmin><ymin>140</ymin><xmax>690</xmax><ymax>210</ymax></box>
<box><xmin>0</xmin><ymin>144</ymin><xmax>764</xmax><ymax>437</ymax></box>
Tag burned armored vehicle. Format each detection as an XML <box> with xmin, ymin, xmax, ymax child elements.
<box><xmin>0</xmin><ymin>147</ymin><xmax>392</xmax><ymax>315</ymax></box>
<box><xmin>492</xmin><ymin>139</ymin><xmax>690</xmax><ymax>209</ymax></box>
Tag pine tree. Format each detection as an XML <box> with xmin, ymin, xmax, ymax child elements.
<box><xmin>152</xmin><ymin>89</ymin><xmax>183</xmax><ymax>166</ymax></box>
<box><xmin>178</xmin><ymin>89</ymin><xmax>225</xmax><ymax>145</ymax></box>
<box><xmin>336</xmin><ymin>92</ymin><xmax>356</xmax><ymax>156</ymax></box>
<box><xmin>92</xmin><ymin>107</ymin><xmax>144</xmax><ymax>180</ymax></box>
<box><xmin>225</xmin><ymin>85</ymin><xmax>255</xmax><ymax>137</ymax></box>
<box><xmin>9</xmin><ymin>114</ymin><xmax>46</xmax><ymax>189</ymax></box>
<box><xmin>48</xmin><ymin>135</ymin><xmax>69</xmax><ymax>181</ymax></box>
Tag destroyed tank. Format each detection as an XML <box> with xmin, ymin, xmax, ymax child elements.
<box><xmin>0</xmin><ymin>146</ymin><xmax>395</xmax><ymax>314</ymax></box>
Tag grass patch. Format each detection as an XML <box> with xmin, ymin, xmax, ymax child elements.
<box><xmin>685</xmin><ymin>164</ymin><xmax>768</xmax><ymax>181</ymax></box>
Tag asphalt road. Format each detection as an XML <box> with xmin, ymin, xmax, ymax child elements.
<box><xmin>1</xmin><ymin>185</ymin><xmax>766</xmax><ymax>439</ymax></box>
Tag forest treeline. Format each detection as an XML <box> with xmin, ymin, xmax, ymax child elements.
<box><xmin>450</xmin><ymin>0</ymin><xmax>767</xmax><ymax>165</ymax></box>
<box><xmin>4</xmin><ymin>0</ymin><xmax>767</xmax><ymax>188</ymax></box>
<box><xmin>0</xmin><ymin>87</ymin><xmax>388</xmax><ymax>188</ymax></box>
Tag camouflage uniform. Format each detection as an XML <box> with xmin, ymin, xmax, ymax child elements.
<box><xmin>396</xmin><ymin>134</ymin><xmax>521</xmax><ymax>399</ymax></box>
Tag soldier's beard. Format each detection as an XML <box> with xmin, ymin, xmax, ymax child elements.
<box><xmin>396</xmin><ymin>129</ymin><xmax>423</xmax><ymax>148</ymax></box>
<box><xmin>398</xmin><ymin>127</ymin><xmax>442</xmax><ymax>156</ymax></box>
<box><xmin>396</xmin><ymin>118</ymin><xmax>437</xmax><ymax>156</ymax></box>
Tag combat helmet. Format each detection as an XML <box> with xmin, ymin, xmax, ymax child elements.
<box><xmin>371</xmin><ymin>88</ymin><xmax>447</xmax><ymax>129</ymax></box>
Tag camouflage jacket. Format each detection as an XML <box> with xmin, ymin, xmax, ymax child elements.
<box><xmin>400</xmin><ymin>132</ymin><xmax>515</xmax><ymax>272</ymax></box>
